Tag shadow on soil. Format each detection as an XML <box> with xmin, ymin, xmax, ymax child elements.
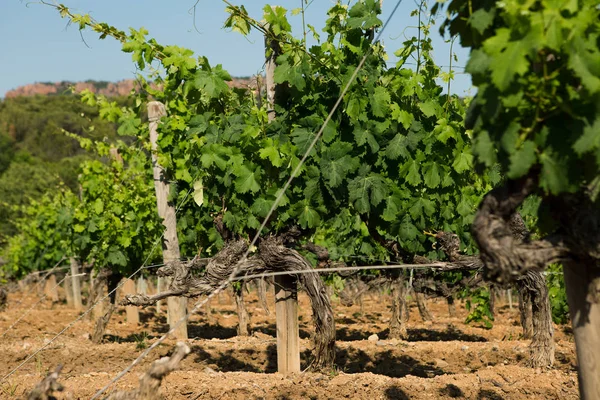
<box><xmin>477</xmin><ymin>389</ymin><xmax>504</xmax><ymax>399</ymax></box>
<box><xmin>189</xmin><ymin>343</ymin><xmax>447</xmax><ymax>379</ymax></box>
<box><xmin>385</xmin><ymin>386</ymin><xmax>410</xmax><ymax>399</ymax></box>
<box><xmin>405</xmin><ymin>327</ymin><xmax>487</xmax><ymax>342</ymax></box>
<box><xmin>337</xmin><ymin>325</ymin><xmax>487</xmax><ymax>342</ymax></box>
<box><xmin>253</xmin><ymin>323</ymin><xmax>312</xmax><ymax>340</ymax></box>
<box><xmin>335</xmin><ymin>347</ymin><xmax>446</xmax><ymax>378</ymax></box>
<box><xmin>191</xmin><ymin>344</ymin><xmax>280</xmax><ymax>373</ymax></box>
<box><xmin>440</xmin><ymin>384</ymin><xmax>465</xmax><ymax>398</ymax></box>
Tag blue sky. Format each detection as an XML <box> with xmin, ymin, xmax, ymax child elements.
<box><xmin>0</xmin><ymin>0</ymin><xmax>473</xmax><ymax>98</ymax></box>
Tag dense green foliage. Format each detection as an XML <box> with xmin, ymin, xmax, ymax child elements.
<box><xmin>102</xmin><ymin>1</ymin><xmax>495</xmax><ymax>263</ymax></box>
<box><xmin>0</xmin><ymin>94</ymin><xmax>128</xmax><ymax>243</ymax></box>
<box><xmin>4</xmin><ymin>0</ymin><xmax>577</xmax><ymax>330</ymax></box>
<box><xmin>546</xmin><ymin>264</ymin><xmax>569</xmax><ymax>324</ymax></box>
<box><xmin>4</xmin><ymin>189</ymin><xmax>76</xmax><ymax>278</ymax></box>
<box><xmin>439</xmin><ymin>0</ymin><xmax>600</xmax><ymax>326</ymax></box>
<box><xmin>439</xmin><ymin>0</ymin><xmax>600</xmax><ymax>203</ymax></box>
<box><xmin>4</xmin><ymin>1</ymin><xmax>490</xmax><ymax>308</ymax></box>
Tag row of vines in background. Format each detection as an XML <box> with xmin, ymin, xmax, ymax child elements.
<box><xmin>0</xmin><ymin>0</ymin><xmax>570</xmax><ymax>326</ymax></box>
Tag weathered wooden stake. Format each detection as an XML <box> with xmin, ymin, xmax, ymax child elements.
<box><xmin>70</xmin><ymin>258</ymin><xmax>83</xmax><ymax>310</ymax></box>
<box><xmin>564</xmin><ymin>262</ymin><xmax>600</xmax><ymax>399</ymax></box>
<box><xmin>265</xmin><ymin>20</ymin><xmax>300</xmax><ymax>373</ymax></box>
<box><xmin>507</xmin><ymin>289</ymin><xmax>513</xmax><ymax>311</ymax></box>
<box><xmin>148</xmin><ymin>101</ymin><xmax>188</xmax><ymax>340</ymax></box>
<box><xmin>123</xmin><ymin>279</ymin><xmax>140</xmax><ymax>325</ymax></box>
<box><xmin>137</xmin><ymin>276</ymin><xmax>148</xmax><ymax>295</ymax></box>
<box><xmin>155</xmin><ymin>276</ymin><xmax>163</xmax><ymax>314</ymax></box>
<box><xmin>64</xmin><ymin>273</ymin><xmax>74</xmax><ymax>307</ymax></box>
<box><xmin>44</xmin><ymin>275</ymin><xmax>59</xmax><ymax>303</ymax></box>
<box><xmin>275</xmin><ymin>275</ymin><xmax>300</xmax><ymax>373</ymax></box>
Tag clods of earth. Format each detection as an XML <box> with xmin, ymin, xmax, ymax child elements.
<box><xmin>0</xmin><ymin>283</ymin><xmax>578</xmax><ymax>399</ymax></box>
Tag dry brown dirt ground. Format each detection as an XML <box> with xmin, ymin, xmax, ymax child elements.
<box><xmin>0</xmin><ymin>282</ymin><xmax>578</xmax><ymax>399</ymax></box>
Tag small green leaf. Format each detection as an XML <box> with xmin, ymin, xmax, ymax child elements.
<box><xmin>404</xmin><ymin>159</ymin><xmax>422</xmax><ymax>186</ymax></box>
<box><xmin>507</xmin><ymin>141</ymin><xmax>537</xmax><ymax>179</ymax></box>
<box><xmin>371</xmin><ymin>87</ymin><xmax>390</xmax><ymax>118</ymax></box>
<box><xmin>423</xmin><ymin>162</ymin><xmax>441</xmax><ymax>188</ymax></box>
<box><xmin>573</xmin><ymin>118</ymin><xmax>600</xmax><ymax>155</ymax></box>
<box><xmin>193</xmin><ymin>179</ymin><xmax>204</xmax><ymax>207</ymax></box>
<box><xmin>398</xmin><ymin>215</ymin><xmax>418</xmax><ymax>241</ymax></box>
<box><xmin>452</xmin><ymin>151</ymin><xmax>474</xmax><ymax>173</ymax></box>
<box><xmin>473</xmin><ymin>130</ymin><xmax>496</xmax><ymax>166</ymax></box>
<box><xmin>233</xmin><ymin>163</ymin><xmax>261</xmax><ymax>194</ymax></box>
<box><xmin>419</xmin><ymin>100</ymin><xmax>441</xmax><ymax>118</ymax></box>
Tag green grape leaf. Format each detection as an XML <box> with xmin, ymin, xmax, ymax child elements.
<box><xmin>371</xmin><ymin>87</ymin><xmax>391</xmax><ymax>118</ymax></box>
<box><xmin>507</xmin><ymin>140</ymin><xmax>537</xmax><ymax>179</ymax></box>
<box><xmin>233</xmin><ymin>163</ymin><xmax>261</xmax><ymax>194</ymax></box>
<box><xmin>398</xmin><ymin>215</ymin><xmax>418</xmax><ymax>241</ymax></box>
<box><xmin>483</xmin><ymin>29</ymin><xmax>531</xmax><ymax>91</ymax></box>
<box><xmin>107</xmin><ymin>247</ymin><xmax>127</xmax><ymax>267</ymax></box>
<box><xmin>468</xmin><ymin>9</ymin><xmax>495</xmax><ymax>34</ymax></box>
<box><xmin>423</xmin><ymin>162</ymin><xmax>441</xmax><ymax>188</ymax></box>
<box><xmin>404</xmin><ymin>159</ymin><xmax>422</xmax><ymax>186</ymax></box>
<box><xmin>573</xmin><ymin>118</ymin><xmax>600</xmax><ymax>155</ymax></box>
<box><xmin>452</xmin><ymin>151</ymin><xmax>474</xmax><ymax>173</ymax></box>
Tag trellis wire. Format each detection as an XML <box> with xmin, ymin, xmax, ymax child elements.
<box><xmin>0</xmin><ymin>176</ymin><xmax>197</xmax><ymax>384</ymax></box>
<box><xmin>233</xmin><ymin>263</ymin><xmax>446</xmax><ymax>282</ymax></box>
<box><xmin>7</xmin><ymin>259</ymin><xmax>69</xmax><ymax>309</ymax></box>
<box><xmin>0</xmin><ymin>273</ymin><xmax>86</xmax><ymax>339</ymax></box>
<box><xmin>27</xmin><ymin>265</ymin><xmax>70</xmax><ymax>276</ymax></box>
<box><xmin>92</xmin><ymin>1</ymin><xmax>406</xmax><ymax>397</ymax></box>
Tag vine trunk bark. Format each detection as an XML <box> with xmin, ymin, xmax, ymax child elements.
<box><xmin>517</xmin><ymin>282</ymin><xmax>533</xmax><ymax>339</ymax></box>
<box><xmin>234</xmin><ymin>283</ymin><xmax>250</xmax><ymax>336</ymax></box>
<box><xmin>415</xmin><ymin>292</ymin><xmax>433</xmax><ymax>322</ymax></box>
<box><xmin>91</xmin><ymin>270</ymin><xmax>121</xmax><ymax>344</ymax></box>
<box><xmin>526</xmin><ymin>271</ymin><xmax>554</xmax><ymax>368</ymax></box>
<box><xmin>389</xmin><ymin>275</ymin><xmax>409</xmax><ymax>339</ymax></box>
<box><xmin>563</xmin><ymin>261</ymin><xmax>600</xmax><ymax>399</ymax></box>
<box><xmin>447</xmin><ymin>296</ymin><xmax>456</xmax><ymax>318</ymax></box>
<box><xmin>259</xmin><ymin>237</ymin><xmax>336</xmax><ymax>371</ymax></box>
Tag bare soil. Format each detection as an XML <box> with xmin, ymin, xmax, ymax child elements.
<box><xmin>0</xmin><ymin>282</ymin><xmax>578</xmax><ymax>399</ymax></box>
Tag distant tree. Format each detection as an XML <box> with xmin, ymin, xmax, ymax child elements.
<box><xmin>0</xmin><ymin>159</ymin><xmax>61</xmax><ymax>242</ymax></box>
<box><xmin>0</xmin><ymin>132</ymin><xmax>14</xmax><ymax>174</ymax></box>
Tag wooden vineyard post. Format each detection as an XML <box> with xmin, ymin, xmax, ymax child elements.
<box><xmin>275</xmin><ymin>275</ymin><xmax>300</xmax><ymax>373</ymax></box>
<box><xmin>137</xmin><ymin>276</ymin><xmax>148</xmax><ymax>295</ymax></box>
<box><xmin>70</xmin><ymin>258</ymin><xmax>83</xmax><ymax>310</ymax></box>
<box><xmin>122</xmin><ymin>279</ymin><xmax>140</xmax><ymax>325</ymax></box>
<box><xmin>148</xmin><ymin>101</ymin><xmax>188</xmax><ymax>340</ymax></box>
<box><xmin>45</xmin><ymin>275</ymin><xmax>59</xmax><ymax>303</ymax></box>
<box><xmin>563</xmin><ymin>262</ymin><xmax>600</xmax><ymax>399</ymax></box>
<box><xmin>157</xmin><ymin>276</ymin><xmax>164</xmax><ymax>317</ymax></box>
<box><xmin>265</xmin><ymin>20</ymin><xmax>300</xmax><ymax>373</ymax></box>
<box><xmin>64</xmin><ymin>272</ymin><xmax>74</xmax><ymax>307</ymax></box>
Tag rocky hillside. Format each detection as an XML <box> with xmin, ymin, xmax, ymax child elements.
<box><xmin>4</xmin><ymin>77</ymin><xmax>258</xmax><ymax>98</ymax></box>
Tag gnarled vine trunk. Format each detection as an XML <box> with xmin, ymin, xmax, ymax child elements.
<box><xmin>415</xmin><ymin>292</ymin><xmax>433</xmax><ymax>322</ymax></box>
<box><xmin>471</xmin><ymin>177</ymin><xmax>600</xmax><ymax>377</ymax></box>
<box><xmin>524</xmin><ymin>271</ymin><xmax>554</xmax><ymax>367</ymax></box>
<box><xmin>257</xmin><ymin>277</ymin><xmax>270</xmax><ymax>315</ymax></box>
<box><xmin>259</xmin><ymin>236</ymin><xmax>336</xmax><ymax>371</ymax></box>
<box><xmin>563</xmin><ymin>261</ymin><xmax>600</xmax><ymax>398</ymax></box>
<box><xmin>517</xmin><ymin>283</ymin><xmax>533</xmax><ymax>339</ymax></box>
<box><xmin>91</xmin><ymin>269</ymin><xmax>121</xmax><ymax>344</ymax></box>
<box><xmin>123</xmin><ymin>237</ymin><xmax>337</xmax><ymax>371</ymax></box>
<box><xmin>234</xmin><ymin>282</ymin><xmax>250</xmax><ymax>336</ymax></box>
<box><xmin>508</xmin><ymin>214</ymin><xmax>554</xmax><ymax>366</ymax></box>
<box><xmin>389</xmin><ymin>274</ymin><xmax>409</xmax><ymax>339</ymax></box>
<box><xmin>446</xmin><ymin>296</ymin><xmax>456</xmax><ymax>318</ymax></box>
